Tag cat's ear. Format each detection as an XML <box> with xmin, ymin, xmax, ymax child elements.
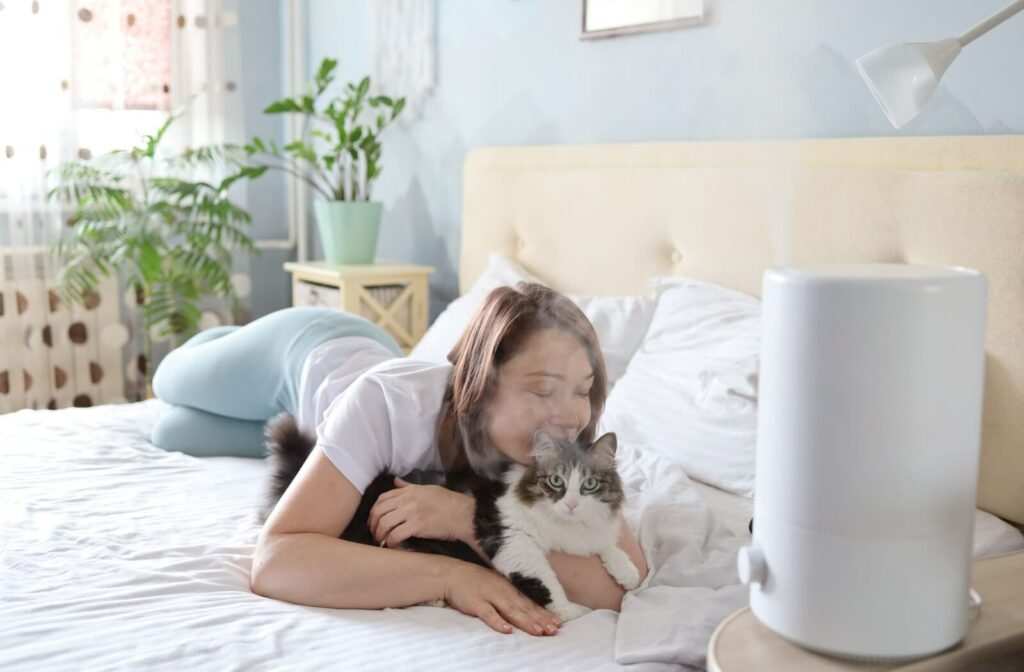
<box><xmin>530</xmin><ymin>429</ymin><xmax>560</xmax><ymax>461</ymax></box>
<box><xmin>589</xmin><ymin>432</ymin><xmax>617</xmax><ymax>465</ymax></box>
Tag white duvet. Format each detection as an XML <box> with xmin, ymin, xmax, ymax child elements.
<box><xmin>3</xmin><ymin>400</ymin><xmax>1022</xmax><ymax>672</ymax></box>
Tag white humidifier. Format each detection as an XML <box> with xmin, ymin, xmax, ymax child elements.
<box><xmin>737</xmin><ymin>263</ymin><xmax>988</xmax><ymax>662</ymax></box>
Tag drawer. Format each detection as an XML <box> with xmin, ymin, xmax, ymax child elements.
<box><xmin>294</xmin><ymin>280</ymin><xmax>341</xmax><ymax>308</ymax></box>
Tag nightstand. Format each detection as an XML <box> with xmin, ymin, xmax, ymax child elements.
<box><xmin>708</xmin><ymin>550</ymin><xmax>1024</xmax><ymax>671</ymax></box>
<box><xmin>284</xmin><ymin>261</ymin><xmax>435</xmax><ymax>354</ymax></box>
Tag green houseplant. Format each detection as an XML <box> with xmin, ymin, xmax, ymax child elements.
<box><xmin>244</xmin><ymin>58</ymin><xmax>406</xmax><ymax>264</ymax></box>
<box><xmin>48</xmin><ymin>108</ymin><xmax>265</xmax><ymax>389</ymax></box>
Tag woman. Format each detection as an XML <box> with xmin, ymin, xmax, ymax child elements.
<box><xmin>152</xmin><ymin>283</ymin><xmax>648</xmax><ymax>636</ymax></box>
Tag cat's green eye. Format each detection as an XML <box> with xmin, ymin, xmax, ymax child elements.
<box><xmin>582</xmin><ymin>477</ymin><xmax>599</xmax><ymax>492</ymax></box>
<box><xmin>548</xmin><ymin>474</ymin><xmax>564</xmax><ymax>489</ymax></box>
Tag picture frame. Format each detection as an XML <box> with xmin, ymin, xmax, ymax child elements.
<box><xmin>581</xmin><ymin>0</ymin><xmax>706</xmax><ymax>40</ymax></box>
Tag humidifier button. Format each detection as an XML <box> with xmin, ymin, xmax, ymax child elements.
<box><xmin>737</xmin><ymin>546</ymin><xmax>767</xmax><ymax>585</ymax></box>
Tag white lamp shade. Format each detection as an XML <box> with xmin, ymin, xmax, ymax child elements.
<box><xmin>856</xmin><ymin>37</ymin><xmax>961</xmax><ymax>129</ymax></box>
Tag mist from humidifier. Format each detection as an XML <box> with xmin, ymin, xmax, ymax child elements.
<box><xmin>754</xmin><ymin>145</ymin><xmax>801</xmax><ymax>268</ymax></box>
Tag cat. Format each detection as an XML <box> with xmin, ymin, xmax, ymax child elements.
<box><xmin>261</xmin><ymin>414</ymin><xmax>640</xmax><ymax>621</ymax></box>
<box><xmin>482</xmin><ymin>429</ymin><xmax>641</xmax><ymax>620</ymax></box>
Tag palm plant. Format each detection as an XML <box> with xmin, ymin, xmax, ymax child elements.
<box><xmin>48</xmin><ymin>107</ymin><xmax>266</xmax><ymax>388</ymax></box>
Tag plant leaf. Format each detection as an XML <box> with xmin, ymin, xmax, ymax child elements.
<box><xmin>315</xmin><ymin>58</ymin><xmax>338</xmax><ymax>94</ymax></box>
<box><xmin>139</xmin><ymin>243</ymin><xmax>162</xmax><ymax>283</ymax></box>
<box><xmin>264</xmin><ymin>98</ymin><xmax>303</xmax><ymax>114</ymax></box>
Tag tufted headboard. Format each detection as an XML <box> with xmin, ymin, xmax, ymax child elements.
<box><xmin>460</xmin><ymin>136</ymin><xmax>1024</xmax><ymax>525</ymax></box>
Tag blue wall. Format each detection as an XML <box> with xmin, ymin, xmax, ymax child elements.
<box><xmin>238</xmin><ymin>0</ymin><xmax>291</xmax><ymax>319</ymax></box>
<box><xmin>301</xmin><ymin>0</ymin><xmax>1024</xmax><ymax>318</ymax></box>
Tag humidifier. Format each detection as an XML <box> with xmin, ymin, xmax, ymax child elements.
<box><xmin>737</xmin><ymin>263</ymin><xmax>987</xmax><ymax>662</ymax></box>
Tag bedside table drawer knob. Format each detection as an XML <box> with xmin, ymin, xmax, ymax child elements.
<box><xmin>737</xmin><ymin>546</ymin><xmax>767</xmax><ymax>586</ymax></box>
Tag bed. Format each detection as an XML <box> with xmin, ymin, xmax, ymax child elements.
<box><xmin>4</xmin><ymin>136</ymin><xmax>1024</xmax><ymax>671</ymax></box>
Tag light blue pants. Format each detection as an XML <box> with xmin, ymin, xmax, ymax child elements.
<box><xmin>150</xmin><ymin>306</ymin><xmax>403</xmax><ymax>458</ymax></box>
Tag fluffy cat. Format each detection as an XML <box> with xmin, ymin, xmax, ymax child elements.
<box><xmin>483</xmin><ymin>429</ymin><xmax>641</xmax><ymax>620</ymax></box>
<box><xmin>261</xmin><ymin>414</ymin><xmax>640</xmax><ymax>621</ymax></box>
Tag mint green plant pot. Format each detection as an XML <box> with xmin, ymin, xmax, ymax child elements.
<box><xmin>314</xmin><ymin>200</ymin><xmax>382</xmax><ymax>265</ymax></box>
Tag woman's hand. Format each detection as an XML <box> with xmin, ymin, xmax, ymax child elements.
<box><xmin>368</xmin><ymin>477</ymin><xmax>475</xmax><ymax>548</ymax></box>
<box><xmin>442</xmin><ymin>561</ymin><xmax>561</xmax><ymax>636</ymax></box>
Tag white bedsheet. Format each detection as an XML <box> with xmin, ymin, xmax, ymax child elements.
<box><xmin>2</xmin><ymin>400</ymin><xmax>1022</xmax><ymax>671</ymax></box>
<box><xmin>618</xmin><ymin>465</ymin><xmax>1024</xmax><ymax>667</ymax></box>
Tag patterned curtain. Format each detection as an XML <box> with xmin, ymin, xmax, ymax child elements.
<box><xmin>0</xmin><ymin>0</ymin><xmax>249</xmax><ymax>412</ymax></box>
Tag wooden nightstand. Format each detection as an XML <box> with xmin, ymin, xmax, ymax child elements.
<box><xmin>708</xmin><ymin>550</ymin><xmax>1024</xmax><ymax>672</ymax></box>
<box><xmin>284</xmin><ymin>261</ymin><xmax>435</xmax><ymax>354</ymax></box>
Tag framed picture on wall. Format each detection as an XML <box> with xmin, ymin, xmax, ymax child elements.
<box><xmin>581</xmin><ymin>0</ymin><xmax>706</xmax><ymax>40</ymax></box>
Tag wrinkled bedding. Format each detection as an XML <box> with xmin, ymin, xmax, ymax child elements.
<box><xmin>3</xmin><ymin>400</ymin><xmax>1021</xmax><ymax>671</ymax></box>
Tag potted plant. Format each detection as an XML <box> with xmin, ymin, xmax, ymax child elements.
<box><xmin>48</xmin><ymin>108</ymin><xmax>265</xmax><ymax>390</ymax></box>
<box><xmin>244</xmin><ymin>58</ymin><xmax>406</xmax><ymax>265</ymax></box>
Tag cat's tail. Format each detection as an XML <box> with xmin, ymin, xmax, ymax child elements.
<box><xmin>260</xmin><ymin>412</ymin><xmax>316</xmax><ymax>523</ymax></box>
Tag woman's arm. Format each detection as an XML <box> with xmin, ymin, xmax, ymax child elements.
<box><xmin>251</xmin><ymin>448</ymin><xmax>452</xmax><ymax>608</ymax></box>
<box><xmin>252</xmin><ymin>448</ymin><xmax>561</xmax><ymax>636</ymax></box>
<box><xmin>253</xmin><ymin>530</ymin><xmax>455</xmax><ymax>608</ymax></box>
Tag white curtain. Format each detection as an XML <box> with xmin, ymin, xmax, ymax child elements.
<box><xmin>0</xmin><ymin>0</ymin><xmax>248</xmax><ymax>410</ymax></box>
<box><xmin>166</xmin><ymin>0</ymin><xmax>253</xmax><ymax>346</ymax></box>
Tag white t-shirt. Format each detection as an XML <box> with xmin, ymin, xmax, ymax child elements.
<box><xmin>297</xmin><ymin>337</ymin><xmax>451</xmax><ymax>494</ymax></box>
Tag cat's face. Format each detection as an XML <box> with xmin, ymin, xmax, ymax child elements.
<box><xmin>513</xmin><ymin>430</ymin><xmax>625</xmax><ymax>521</ymax></box>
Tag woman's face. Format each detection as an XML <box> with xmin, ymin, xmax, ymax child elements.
<box><xmin>485</xmin><ymin>328</ymin><xmax>595</xmax><ymax>465</ymax></box>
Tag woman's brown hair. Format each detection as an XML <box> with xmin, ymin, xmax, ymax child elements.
<box><xmin>435</xmin><ymin>282</ymin><xmax>608</xmax><ymax>475</ymax></box>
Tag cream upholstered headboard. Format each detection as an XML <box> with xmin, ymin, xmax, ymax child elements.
<box><xmin>459</xmin><ymin>136</ymin><xmax>1024</xmax><ymax>525</ymax></box>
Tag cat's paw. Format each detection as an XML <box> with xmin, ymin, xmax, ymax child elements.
<box><xmin>604</xmin><ymin>555</ymin><xmax>641</xmax><ymax>590</ymax></box>
<box><xmin>550</xmin><ymin>601</ymin><xmax>589</xmax><ymax>622</ymax></box>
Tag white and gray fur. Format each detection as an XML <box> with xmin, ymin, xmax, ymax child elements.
<box><xmin>482</xmin><ymin>429</ymin><xmax>640</xmax><ymax>621</ymax></box>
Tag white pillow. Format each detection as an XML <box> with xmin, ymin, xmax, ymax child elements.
<box><xmin>565</xmin><ymin>294</ymin><xmax>654</xmax><ymax>385</ymax></box>
<box><xmin>410</xmin><ymin>253</ymin><xmax>655</xmax><ymax>385</ymax></box>
<box><xmin>598</xmin><ymin>277</ymin><xmax>760</xmax><ymax>497</ymax></box>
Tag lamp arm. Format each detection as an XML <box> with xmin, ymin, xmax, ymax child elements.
<box><xmin>958</xmin><ymin>0</ymin><xmax>1024</xmax><ymax>46</ymax></box>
